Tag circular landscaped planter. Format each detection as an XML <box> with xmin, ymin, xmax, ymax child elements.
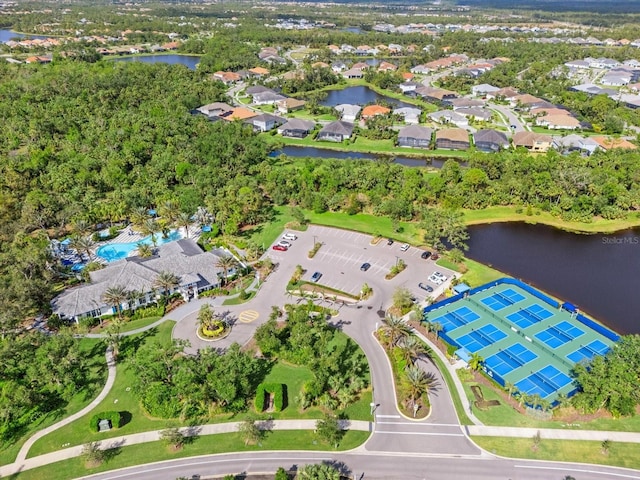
<box><xmin>197</xmin><ymin>321</ymin><xmax>231</xmax><ymax>342</ymax></box>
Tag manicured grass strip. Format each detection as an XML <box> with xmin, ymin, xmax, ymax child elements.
<box><xmin>473</xmin><ymin>436</ymin><xmax>640</xmax><ymax>470</ymax></box>
<box><xmin>15</xmin><ymin>430</ymin><xmax>371</xmax><ymax>480</ymax></box>
<box><xmin>89</xmin><ymin>315</ymin><xmax>163</xmax><ymax>334</ymax></box>
<box><xmin>462</xmin><ymin>206</ymin><xmax>640</xmax><ymax>233</ymax></box>
<box><xmin>0</xmin><ymin>337</ymin><xmax>107</xmax><ymax>467</ymax></box>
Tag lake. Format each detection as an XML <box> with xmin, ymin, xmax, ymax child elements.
<box><xmin>0</xmin><ymin>28</ymin><xmax>50</xmax><ymax>43</ymax></box>
<box><xmin>320</xmin><ymin>86</ymin><xmax>414</xmax><ymax>108</ymax></box>
<box><xmin>466</xmin><ymin>222</ymin><xmax>640</xmax><ymax>335</ymax></box>
<box><xmin>270</xmin><ymin>145</ymin><xmax>463</xmax><ymax>168</ymax></box>
<box><xmin>111</xmin><ymin>54</ymin><xmax>200</xmax><ymax>70</ymax></box>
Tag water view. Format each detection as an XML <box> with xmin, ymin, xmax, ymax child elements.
<box><xmin>0</xmin><ymin>28</ymin><xmax>50</xmax><ymax>43</ymax></box>
<box><xmin>96</xmin><ymin>230</ymin><xmax>182</xmax><ymax>263</ymax></box>
<box><xmin>271</xmin><ymin>145</ymin><xmax>464</xmax><ymax>168</ymax></box>
<box><xmin>466</xmin><ymin>222</ymin><xmax>640</xmax><ymax>335</ymax></box>
<box><xmin>320</xmin><ymin>86</ymin><xmax>414</xmax><ymax>108</ymax></box>
<box><xmin>111</xmin><ymin>54</ymin><xmax>200</xmax><ymax>70</ymax></box>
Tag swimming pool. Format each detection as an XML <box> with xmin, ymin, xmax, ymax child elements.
<box><xmin>96</xmin><ymin>230</ymin><xmax>182</xmax><ymax>262</ymax></box>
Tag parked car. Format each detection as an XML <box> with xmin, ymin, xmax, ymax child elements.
<box><xmin>387</xmin><ymin>238</ymin><xmax>394</xmax><ymax>245</ymax></box>
<box><xmin>431</xmin><ymin>252</ymin><xmax>440</xmax><ymax>261</ymax></box>
<box><xmin>360</xmin><ymin>262</ymin><xmax>371</xmax><ymax>272</ymax></box>
<box><xmin>272</xmin><ymin>244</ymin><xmax>288</xmax><ymax>251</ymax></box>
<box><xmin>421</xmin><ymin>251</ymin><xmax>431</xmax><ymax>259</ymax></box>
<box><xmin>282</xmin><ymin>233</ymin><xmax>297</xmax><ymax>241</ymax></box>
<box><xmin>311</xmin><ymin>271</ymin><xmax>322</xmax><ymax>282</ymax></box>
<box><xmin>428</xmin><ymin>274</ymin><xmax>444</xmax><ymax>285</ymax></box>
<box><xmin>400</xmin><ymin>243</ymin><xmax>410</xmax><ymax>252</ymax></box>
<box><xmin>418</xmin><ymin>282</ymin><xmax>434</xmax><ymax>293</ymax></box>
<box><xmin>277</xmin><ymin>240</ymin><xmax>292</xmax><ymax>248</ymax></box>
<box><xmin>433</xmin><ymin>271</ymin><xmax>448</xmax><ymax>280</ymax></box>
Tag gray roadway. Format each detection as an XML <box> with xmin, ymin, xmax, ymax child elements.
<box><xmin>79</xmin><ymin>451</ymin><xmax>640</xmax><ymax>480</ymax></box>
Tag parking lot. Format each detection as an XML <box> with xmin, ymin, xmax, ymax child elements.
<box><xmin>267</xmin><ymin>225</ymin><xmax>456</xmax><ymax>305</ymax></box>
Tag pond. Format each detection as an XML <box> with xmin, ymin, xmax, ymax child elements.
<box><xmin>0</xmin><ymin>28</ymin><xmax>50</xmax><ymax>43</ymax></box>
<box><xmin>466</xmin><ymin>222</ymin><xmax>640</xmax><ymax>335</ymax></box>
<box><xmin>111</xmin><ymin>54</ymin><xmax>200</xmax><ymax>70</ymax></box>
<box><xmin>270</xmin><ymin>145</ymin><xmax>465</xmax><ymax>168</ymax></box>
<box><xmin>320</xmin><ymin>86</ymin><xmax>414</xmax><ymax>108</ymax></box>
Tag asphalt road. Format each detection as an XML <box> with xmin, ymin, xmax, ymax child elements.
<box><xmin>78</xmin><ymin>451</ymin><xmax>640</xmax><ymax>480</ymax></box>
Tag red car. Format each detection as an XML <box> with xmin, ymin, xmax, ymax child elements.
<box><xmin>272</xmin><ymin>244</ymin><xmax>288</xmax><ymax>251</ymax></box>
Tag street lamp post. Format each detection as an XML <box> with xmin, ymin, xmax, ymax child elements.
<box><xmin>370</xmin><ymin>402</ymin><xmax>376</xmax><ymax>415</ymax></box>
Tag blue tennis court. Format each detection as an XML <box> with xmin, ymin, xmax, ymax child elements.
<box><xmin>567</xmin><ymin>340</ymin><xmax>610</xmax><ymax>363</ymax></box>
<box><xmin>536</xmin><ymin>321</ymin><xmax>585</xmax><ymax>348</ymax></box>
<box><xmin>480</xmin><ymin>288</ymin><xmax>526</xmax><ymax>311</ymax></box>
<box><xmin>506</xmin><ymin>303</ymin><xmax>554</xmax><ymax>329</ymax></box>
<box><xmin>455</xmin><ymin>324</ymin><xmax>507</xmax><ymax>353</ymax></box>
<box><xmin>516</xmin><ymin>365</ymin><xmax>573</xmax><ymax>399</ymax></box>
<box><xmin>485</xmin><ymin>343</ymin><xmax>538</xmax><ymax>376</ymax></box>
<box><xmin>431</xmin><ymin>306</ymin><xmax>480</xmax><ymax>333</ymax></box>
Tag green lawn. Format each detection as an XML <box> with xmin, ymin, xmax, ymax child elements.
<box><xmin>0</xmin><ymin>337</ymin><xmax>107</xmax><ymax>466</ymax></box>
<box><xmin>29</xmin><ymin>323</ymin><xmax>373</xmax><ymax>458</ymax></box>
<box><xmin>16</xmin><ymin>430</ymin><xmax>371</xmax><ymax>480</ymax></box>
<box><xmin>463</xmin><ymin>206</ymin><xmax>640</xmax><ymax>233</ymax></box>
<box><xmin>28</xmin><ymin>322</ymin><xmax>177</xmax><ymax>458</ymax></box>
<box><xmin>244</xmin><ymin>206</ymin><xmax>299</xmax><ymax>249</ymax></box>
<box><xmin>473</xmin><ymin>436</ymin><xmax>640</xmax><ymax>470</ymax></box>
<box><xmin>88</xmin><ymin>315</ymin><xmax>163</xmax><ymax>334</ymax></box>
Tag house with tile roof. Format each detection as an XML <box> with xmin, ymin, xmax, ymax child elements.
<box><xmin>398</xmin><ymin>125</ymin><xmax>433</xmax><ymax>148</ymax></box>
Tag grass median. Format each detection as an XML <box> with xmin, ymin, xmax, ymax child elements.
<box><xmin>16</xmin><ymin>430</ymin><xmax>371</xmax><ymax>480</ymax></box>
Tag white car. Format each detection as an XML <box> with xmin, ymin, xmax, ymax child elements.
<box><xmin>428</xmin><ymin>274</ymin><xmax>444</xmax><ymax>285</ymax></box>
<box><xmin>400</xmin><ymin>243</ymin><xmax>410</xmax><ymax>252</ymax></box>
<box><xmin>282</xmin><ymin>233</ymin><xmax>297</xmax><ymax>241</ymax></box>
<box><xmin>433</xmin><ymin>271</ymin><xmax>448</xmax><ymax>281</ymax></box>
<box><xmin>277</xmin><ymin>240</ymin><xmax>292</xmax><ymax>248</ymax></box>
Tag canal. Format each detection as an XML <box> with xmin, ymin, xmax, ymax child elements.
<box><xmin>319</xmin><ymin>85</ymin><xmax>414</xmax><ymax>108</ymax></box>
<box><xmin>467</xmin><ymin>222</ymin><xmax>640</xmax><ymax>335</ymax></box>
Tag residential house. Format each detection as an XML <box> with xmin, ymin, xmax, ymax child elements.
<box><xmin>456</xmin><ymin>107</ymin><xmax>492</xmax><ymax>122</ymax></box>
<box><xmin>352</xmin><ymin>62</ymin><xmax>369</xmax><ymax>70</ymax></box>
<box><xmin>487</xmin><ymin>86</ymin><xmax>519</xmax><ymax>100</ymax></box>
<box><xmin>399</xmin><ymin>81</ymin><xmax>420</xmax><ymax>94</ymax></box>
<box><xmin>361</xmin><ymin>105</ymin><xmax>391</xmax><ymax>120</ymax></box>
<box><xmin>393</xmin><ymin>107</ymin><xmax>422</xmax><ymax>124</ymax></box>
<box><xmin>415</xmin><ymin>86</ymin><xmax>458</xmax><ymax>103</ymax></box>
<box><xmin>448</xmin><ymin>98</ymin><xmax>485</xmax><ymax>109</ymax></box>
<box><xmin>246</xmin><ymin>113</ymin><xmax>286</xmax><ymax>132</ymax></box>
<box><xmin>51</xmin><ymin>239</ymin><xmax>231</xmax><ymax>323</ymax></box>
<box><xmin>511</xmin><ymin>94</ymin><xmax>546</xmax><ymax>110</ymax></box>
<box><xmin>248</xmin><ymin>66</ymin><xmax>270</xmax><ymax>77</ymax></box>
<box><xmin>435</xmin><ymin>128</ymin><xmax>470</xmax><ymax>150</ymax></box>
<box><xmin>410</xmin><ymin>64</ymin><xmax>431</xmax><ymax>75</ymax></box>
<box><xmin>591</xmin><ymin>136</ymin><xmax>638</xmax><ymax>151</ymax></box>
<box><xmin>472</xmin><ymin>83</ymin><xmax>500</xmax><ymax>96</ymax></box>
<box><xmin>512</xmin><ymin>131</ymin><xmax>553</xmax><ymax>152</ymax></box>
<box><xmin>213</xmin><ymin>71</ymin><xmax>242</xmax><ymax>84</ymax></box>
<box><xmin>277</xmin><ymin>118</ymin><xmax>316</xmax><ymax>138</ymax></box>
<box><xmin>473</xmin><ymin>129</ymin><xmax>509</xmax><ymax>152</ymax></box>
<box><xmin>220</xmin><ymin>107</ymin><xmax>257</xmax><ymax>121</ymax></box>
<box><xmin>342</xmin><ymin>67</ymin><xmax>364</xmax><ymax>79</ymax></box>
<box><xmin>331</xmin><ymin>61</ymin><xmax>347</xmax><ymax>73</ymax></box>
<box><xmin>335</xmin><ymin>104</ymin><xmax>362</xmax><ymax>122</ymax></box>
<box><xmin>282</xmin><ymin>70</ymin><xmax>305</xmax><ymax>81</ymax></box>
<box><xmin>397</xmin><ymin>125</ymin><xmax>433</xmax><ymax>148</ymax></box>
<box><xmin>327</xmin><ymin>45</ymin><xmax>341</xmax><ymax>54</ymax></box>
<box><xmin>378</xmin><ymin>61</ymin><xmax>397</xmax><ymax>72</ymax></box>
<box><xmin>245</xmin><ymin>85</ymin><xmax>274</xmax><ymax>96</ymax></box>
<box><xmin>197</xmin><ymin>102</ymin><xmax>234</xmax><ymax>117</ymax></box>
<box><xmin>316</xmin><ymin>121</ymin><xmax>354</xmax><ymax>142</ymax></box>
<box><xmin>429</xmin><ymin>110</ymin><xmax>469</xmax><ymax>127</ymax></box>
<box><xmin>564</xmin><ymin>59</ymin><xmax>590</xmax><ymax>69</ymax></box>
<box><xmin>536</xmin><ymin>114</ymin><xmax>581</xmax><ymax>130</ymax></box>
<box><xmin>553</xmin><ymin>134</ymin><xmax>599</xmax><ymax>155</ymax></box>
<box><xmin>252</xmin><ymin>91</ymin><xmax>287</xmax><ymax>105</ymax></box>
<box><xmin>601</xmin><ymin>72</ymin><xmax>632</xmax><ymax>86</ymax></box>
<box><xmin>311</xmin><ymin>62</ymin><xmax>330</xmax><ymax>69</ymax></box>
<box><xmin>589</xmin><ymin>58</ymin><xmax>620</xmax><ymax>69</ymax></box>
<box><xmin>276</xmin><ymin>98</ymin><xmax>307</xmax><ymax>114</ymax></box>
<box><xmin>401</xmin><ymin>72</ymin><xmax>415</xmax><ymax>81</ymax></box>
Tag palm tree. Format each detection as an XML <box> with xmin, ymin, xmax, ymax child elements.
<box><xmin>404</xmin><ymin>365</ymin><xmax>437</xmax><ymax>415</ymax></box>
<box><xmin>380</xmin><ymin>315</ymin><xmax>411</xmax><ymax>348</ymax></box>
<box><xmin>69</xmin><ymin>235</ymin><xmax>95</xmax><ymax>261</ymax></box>
<box><xmin>216</xmin><ymin>255</ymin><xmax>238</xmax><ymax>285</ymax></box>
<box><xmin>194</xmin><ymin>206</ymin><xmax>214</xmax><ymax>227</ymax></box>
<box><xmin>197</xmin><ymin>303</ymin><xmax>215</xmax><ymax>330</ymax></box>
<box><xmin>130</xmin><ymin>206</ymin><xmax>149</xmax><ymax>228</ymax></box>
<box><xmin>468</xmin><ymin>352</ymin><xmax>484</xmax><ymax>371</ymax></box>
<box><xmin>105</xmin><ymin>319</ymin><xmax>123</xmax><ymax>361</ymax></box>
<box><xmin>176</xmin><ymin>211</ymin><xmax>193</xmax><ymax>238</ymax></box>
<box><xmin>140</xmin><ymin>218</ymin><xmax>160</xmax><ymax>246</ymax></box>
<box><xmin>136</xmin><ymin>243</ymin><xmax>153</xmax><ymax>258</ymax></box>
<box><xmin>400</xmin><ymin>336</ymin><xmax>429</xmax><ymax>365</ymax></box>
<box><xmin>159</xmin><ymin>200</ymin><xmax>180</xmax><ymax>224</ymax></box>
<box><xmin>392</xmin><ymin>286</ymin><xmax>414</xmax><ymax>312</ymax></box>
<box><xmin>153</xmin><ymin>271</ymin><xmax>180</xmax><ymax>298</ymax></box>
<box><xmin>101</xmin><ymin>285</ymin><xmax>129</xmax><ymax>320</ymax></box>
<box><xmin>430</xmin><ymin>321</ymin><xmax>443</xmax><ymax>340</ymax></box>
<box><xmin>73</xmin><ymin>219</ymin><xmax>92</xmax><ymax>236</ymax></box>
<box><xmin>504</xmin><ymin>381</ymin><xmax>515</xmax><ymax>398</ymax></box>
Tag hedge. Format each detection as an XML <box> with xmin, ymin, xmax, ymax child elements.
<box><xmin>254</xmin><ymin>383</ymin><xmax>286</xmax><ymax>412</ymax></box>
<box><xmin>89</xmin><ymin>411</ymin><xmax>122</xmax><ymax>432</ymax></box>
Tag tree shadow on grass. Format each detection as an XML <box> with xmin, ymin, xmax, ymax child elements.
<box><xmin>118</xmin><ymin>327</ymin><xmax>158</xmax><ymax>360</ymax></box>
<box><xmin>118</xmin><ymin>411</ymin><xmax>133</xmax><ymax>428</ymax></box>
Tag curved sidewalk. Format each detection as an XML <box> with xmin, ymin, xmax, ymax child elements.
<box><xmin>0</xmin><ymin>420</ymin><xmax>372</xmax><ymax>477</ymax></box>
<box><xmin>15</xmin><ymin>348</ymin><xmax>116</xmax><ymax>463</ymax></box>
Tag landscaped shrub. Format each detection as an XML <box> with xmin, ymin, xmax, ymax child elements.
<box><xmin>238</xmin><ymin>289</ymin><xmax>250</xmax><ymax>300</ymax></box>
<box><xmin>254</xmin><ymin>383</ymin><xmax>286</xmax><ymax>412</ymax></box>
<box><xmin>131</xmin><ymin>305</ymin><xmax>164</xmax><ymax>320</ymax></box>
<box><xmin>89</xmin><ymin>411</ymin><xmax>121</xmax><ymax>432</ymax></box>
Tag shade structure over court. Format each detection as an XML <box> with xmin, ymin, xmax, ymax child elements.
<box><xmin>423</xmin><ymin>278</ymin><xmax>619</xmax><ymax>404</ymax></box>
